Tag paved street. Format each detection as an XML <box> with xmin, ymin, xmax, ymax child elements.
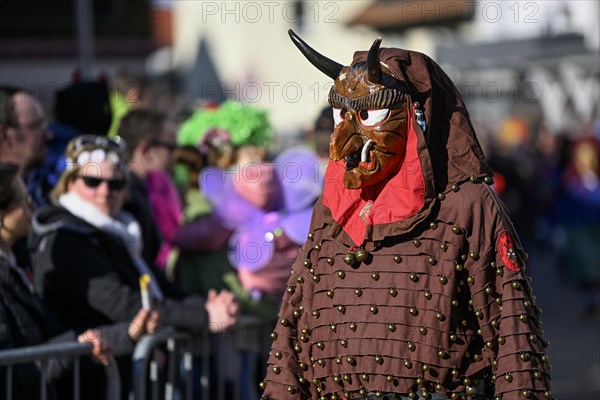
<box><xmin>528</xmin><ymin>249</ymin><xmax>600</xmax><ymax>400</ymax></box>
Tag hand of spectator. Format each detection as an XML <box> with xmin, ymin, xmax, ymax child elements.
<box><xmin>128</xmin><ymin>308</ymin><xmax>161</xmax><ymax>342</ymax></box>
<box><xmin>205</xmin><ymin>289</ymin><xmax>239</xmax><ymax>333</ymax></box>
<box><xmin>78</xmin><ymin>329</ymin><xmax>114</xmax><ymax>366</ymax></box>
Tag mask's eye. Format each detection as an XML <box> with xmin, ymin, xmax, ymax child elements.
<box><xmin>332</xmin><ymin>108</ymin><xmax>346</xmax><ymax>127</ymax></box>
<box><xmin>358</xmin><ymin>109</ymin><xmax>390</xmax><ymax>127</ymax></box>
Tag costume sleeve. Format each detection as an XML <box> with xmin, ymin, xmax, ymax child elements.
<box><xmin>261</xmin><ymin>240</ymin><xmax>318</xmax><ymax>400</ymax></box>
<box><xmin>470</xmin><ymin>231</ymin><xmax>552</xmax><ymax>400</ymax></box>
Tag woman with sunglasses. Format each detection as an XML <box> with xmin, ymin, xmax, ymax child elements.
<box><xmin>1</xmin><ymin>162</ymin><xmax>160</xmax><ymax>399</ymax></box>
<box><xmin>28</xmin><ymin>135</ymin><xmax>239</xmax><ymax>395</ymax></box>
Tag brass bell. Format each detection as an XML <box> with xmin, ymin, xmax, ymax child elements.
<box><xmin>521</xmin><ymin>389</ymin><xmax>531</xmax><ymax>398</ymax></box>
<box><xmin>475</xmin><ymin>310</ymin><xmax>483</xmax><ymax>319</ymax></box>
<box><xmin>375</xmin><ymin>391</ymin><xmax>384</xmax><ymax>399</ymax></box>
<box><xmin>335</xmin><ymin>357</ymin><xmax>342</xmax><ymax>365</ymax></box>
<box><xmin>469</xmin><ymin>251</ymin><xmax>479</xmax><ymax>260</ymax></box>
<box><xmin>259</xmin><ymin>381</ymin><xmax>266</xmax><ymax>389</ymax></box>
<box><xmin>296</xmin><ymin>276</ymin><xmax>304</xmax><ymax>283</ymax></box>
<box><xmin>496</xmin><ymin>267</ymin><xmax>503</xmax><ymax>276</ymax></box>
<box><xmin>436</xmin><ymin>312</ymin><xmax>444</xmax><ymax>321</ymax></box>
<box><xmin>337</xmin><ymin>270</ymin><xmax>346</xmax><ymax>279</ymax></box>
<box><xmin>451</xmin><ymin>299</ymin><xmax>459</xmax><ymax>307</ymax></box>
<box><xmin>370</xmin><ymin>305</ymin><xmax>379</xmax><ymax>314</ymax></box>
<box><xmin>326</xmin><ymin>290</ymin><xmax>334</xmax><ymax>298</ymax></box>
<box><xmin>337</xmin><ymin>305</ymin><xmax>346</xmax><ymax>314</ymax></box>
<box><xmin>394</xmin><ymin>254</ymin><xmax>402</xmax><ymax>263</ymax></box>
<box><xmin>314</xmin><ymin>243</ymin><xmax>321</xmax><ymax>251</ymax></box>
<box><xmin>424</xmin><ymin>290</ymin><xmax>432</xmax><ymax>300</ymax></box>
<box><xmin>440</xmin><ymin>243</ymin><xmax>448</xmax><ymax>251</ymax></box>
<box><xmin>409</xmin><ymin>306</ymin><xmax>418</xmax><ymax>316</ymax></box>
<box><xmin>533</xmin><ymin>371</ymin><xmax>542</xmax><ymax>379</ymax></box>
<box><xmin>409</xmin><ymin>272</ymin><xmax>419</xmax><ymax>282</ymax></box>
<box><xmin>330</xmin><ymin>323</ymin><xmax>337</xmax><ymax>332</ymax></box>
<box><xmin>504</xmin><ymin>373</ymin><xmax>512</xmax><ymax>382</ymax></box>
<box><xmin>452</xmin><ymin>226</ymin><xmax>462</xmax><ymax>234</ymax></box>
<box><xmin>419</xmin><ymin>326</ymin><xmax>428</xmax><ymax>335</ymax></box>
<box><xmin>467</xmin><ymin>276</ymin><xmax>474</xmax><ymax>285</ymax></box>
<box><xmin>361</xmin><ymin>373</ymin><xmax>369</xmax><ymax>381</ymax></box>
<box><xmin>342</xmin><ymin>373</ymin><xmax>350</xmax><ymax>382</ymax></box>
<box><xmin>355</xmin><ymin>248</ymin><xmax>369</xmax><ymax>262</ymax></box>
<box><xmin>389</xmin><ymin>288</ymin><xmax>398</xmax><ymax>297</ymax></box>
<box><xmin>429</xmin><ymin>222</ymin><xmax>438</xmax><ymax>230</ymax></box>
<box><xmin>293</xmin><ymin>343</ymin><xmax>302</xmax><ymax>353</ymax></box>
<box><xmin>316</xmin><ymin>341</ymin><xmax>324</xmax><ymax>350</ymax></box>
<box><xmin>274</xmin><ymin>351</ymin><xmax>282</xmax><ymax>359</ymax></box>
<box><xmin>437</xmin><ymin>193</ymin><xmax>446</xmax><ymax>201</ymax></box>
<box><xmin>484</xmin><ymin>176</ymin><xmax>493</xmax><ymax>185</ymax></box>
<box><xmin>465</xmin><ymin>385</ymin><xmax>477</xmax><ymax>396</ymax></box>
<box><xmin>359</xmin><ymin>388</ymin><xmax>367</xmax><ymax>396</ymax></box>
<box><xmin>428</xmin><ymin>256</ymin><xmax>437</xmax><ymax>265</ymax></box>
<box><xmin>422</xmin><ymin>363</ymin><xmax>430</xmax><ymax>372</ymax></box>
<box><xmin>340</xmin><ymin>339</ymin><xmax>348</xmax><ymax>347</ymax></box>
<box><xmin>280</xmin><ymin>318</ymin><xmax>289</xmax><ymax>327</ymax></box>
<box><xmin>272</xmin><ymin>365</ymin><xmax>281</xmax><ymax>374</ymax></box>
<box><xmin>317</xmin><ymin>359</ymin><xmax>325</xmax><ymax>366</ymax></box>
<box><xmin>439</xmin><ymin>275</ymin><xmax>448</xmax><ymax>284</ymax></box>
<box><xmin>308</xmin><ymin>232</ymin><xmax>314</xmax><ymax>240</ymax></box>
<box><xmin>422</xmin><ymin>390</ymin><xmax>431</xmax><ymax>399</ymax></box>
<box><xmin>293</xmin><ymin>309</ymin><xmax>302</xmax><ymax>318</ymax></box>
<box><xmin>287</xmin><ymin>286</ymin><xmax>295</xmax><ymax>294</ymax></box>
<box><xmin>388</xmin><ymin>323</ymin><xmax>396</xmax><ymax>332</ymax></box>
<box><xmin>312</xmin><ymin>275</ymin><xmax>320</xmax><ymax>283</ymax></box>
<box><xmin>455</xmin><ymin>263</ymin><xmax>464</xmax><ymax>272</ymax></box>
<box><xmin>303</xmin><ymin>259</ymin><xmax>312</xmax><ymax>268</ymax></box>
<box><xmin>374</xmin><ymin>355</ymin><xmax>383</xmax><ymax>364</ymax></box>
<box><xmin>346</xmin><ymin>356</ymin><xmax>356</xmax><ymax>365</ymax></box>
<box><xmin>437</xmin><ymin>348</ymin><xmax>446</xmax><ymax>358</ymax></box>
<box><xmin>270</xmin><ymin>332</ymin><xmax>278</xmax><ymax>341</ymax></box>
<box><xmin>413</xmin><ymin>239</ymin><xmax>421</xmax><ymax>247</ymax></box>
<box><xmin>451</xmin><ymin>184</ymin><xmax>459</xmax><ymax>192</ymax></box>
<box><xmin>326</xmin><ymin>257</ymin><xmax>334</xmax><ymax>265</ymax></box>
<box><xmin>312</xmin><ymin>310</ymin><xmax>320</xmax><ymax>318</ymax></box>
<box><xmin>449</xmin><ymin>333</ymin><xmax>458</xmax><ymax>342</ymax></box>
<box><xmin>387</xmin><ymin>374</ymin><xmax>394</xmax><ymax>383</ymax></box>
<box><xmin>512</xmin><ymin>281</ymin><xmax>521</xmax><ymax>290</ymax></box>
<box><xmin>343</xmin><ymin>253</ymin><xmax>356</xmax><ymax>265</ymax></box>
<box><xmin>407</xmin><ymin>341</ymin><xmax>416</xmax><ymax>351</ymax></box>
<box><xmin>404</xmin><ymin>359</ymin><xmax>412</xmax><ymax>368</ymax></box>
<box><xmin>519</xmin><ymin>313</ymin><xmax>528</xmax><ymax>323</ymax></box>
<box><xmin>287</xmin><ymin>386</ymin><xmax>297</xmax><ymax>394</ymax></box>
<box><xmin>452</xmin><ymin>368</ymin><xmax>459</xmax><ymax>377</ymax></box>
<box><xmin>498</xmin><ymin>336</ymin><xmax>506</xmax><ymax>345</ymax></box>
<box><xmin>300</xmin><ymin>335</ymin><xmax>308</xmax><ymax>342</ymax></box>
<box><xmin>371</xmin><ymin>272</ymin><xmax>380</xmax><ymax>281</ymax></box>
<box><xmin>333</xmin><ymin>374</ymin><xmax>341</xmax><ymax>383</ymax></box>
<box><xmin>354</xmin><ymin>288</ymin><xmax>363</xmax><ymax>297</ymax></box>
<box><xmin>350</xmin><ymin>322</ymin><xmax>357</xmax><ymax>331</ymax></box>
<box><xmin>485</xmin><ymin>286</ymin><xmax>493</xmax><ymax>295</ymax></box>
<box><xmin>543</xmin><ymin>391</ymin><xmax>552</xmax><ymax>399</ymax></box>
<box><xmin>519</xmin><ymin>352</ymin><xmax>530</xmax><ymax>361</ymax></box>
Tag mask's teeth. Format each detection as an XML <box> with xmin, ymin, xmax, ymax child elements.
<box><xmin>361</xmin><ymin>139</ymin><xmax>373</xmax><ymax>163</ymax></box>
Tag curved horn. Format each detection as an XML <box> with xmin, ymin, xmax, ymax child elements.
<box><xmin>288</xmin><ymin>29</ymin><xmax>343</xmax><ymax>80</ymax></box>
<box><xmin>367</xmin><ymin>38</ymin><xmax>383</xmax><ymax>84</ymax></box>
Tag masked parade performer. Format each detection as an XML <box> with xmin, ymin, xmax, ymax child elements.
<box><xmin>260</xmin><ymin>31</ymin><xmax>553</xmax><ymax>400</ymax></box>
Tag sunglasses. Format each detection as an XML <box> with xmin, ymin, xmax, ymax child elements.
<box><xmin>79</xmin><ymin>176</ymin><xmax>127</xmax><ymax>191</ymax></box>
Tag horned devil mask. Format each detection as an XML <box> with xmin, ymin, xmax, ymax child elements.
<box><xmin>289</xmin><ymin>30</ymin><xmax>411</xmax><ymax>190</ymax></box>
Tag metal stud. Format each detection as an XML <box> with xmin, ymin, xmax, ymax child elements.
<box><xmin>333</xmin><ymin>374</ymin><xmax>341</xmax><ymax>383</ymax></box>
<box><xmin>335</xmin><ymin>357</ymin><xmax>342</xmax><ymax>365</ymax></box>
<box><xmin>342</xmin><ymin>374</ymin><xmax>350</xmax><ymax>382</ymax></box>
<box><xmin>280</xmin><ymin>318</ymin><xmax>289</xmax><ymax>327</ymax></box>
<box><xmin>326</xmin><ymin>290</ymin><xmax>334</xmax><ymax>299</ymax></box>
<box><xmin>293</xmin><ymin>309</ymin><xmax>302</xmax><ymax>318</ymax></box>
<box><xmin>437</xmin><ymin>348</ymin><xmax>446</xmax><ymax>358</ymax></box>
<box><xmin>519</xmin><ymin>313</ymin><xmax>528</xmax><ymax>323</ymax></box>
<box><xmin>317</xmin><ymin>359</ymin><xmax>325</xmax><ymax>366</ymax></box>
<box><xmin>343</xmin><ymin>254</ymin><xmax>356</xmax><ymax>265</ymax></box>
<box><xmin>355</xmin><ymin>248</ymin><xmax>369</xmax><ymax>262</ymax></box>
<box><xmin>498</xmin><ymin>336</ymin><xmax>506</xmax><ymax>345</ymax></box>
<box><xmin>475</xmin><ymin>310</ymin><xmax>483</xmax><ymax>319</ymax></box>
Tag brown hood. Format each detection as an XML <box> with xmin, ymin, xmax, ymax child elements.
<box><xmin>322</xmin><ymin>48</ymin><xmax>493</xmax><ymax>246</ymax></box>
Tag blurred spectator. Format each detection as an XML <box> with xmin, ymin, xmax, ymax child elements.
<box><xmin>1</xmin><ymin>161</ymin><xmax>158</xmax><ymax>400</ymax></box>
<box><xmin>107</xmin><ymin>67</ymin><xmax>145</xmax><ymax>139</ymax></box>
<box><xmin>117</xmin><ymin>108</ymin><xmax>177</xmax><ymax>268</ymax></box>
<box><xmin>38</xmin><ymin>80</ymin><xmax>113</xmax><ymax>205</ymax></box>
<box><xmin>306</xmin><ymin>105</ymin><xmax>334</xmax><ymax>161</ymax></box>
<box><xmin>552</xmin><ymin>136</ymin><xmax>600</xmax><ymax>317</ymax></box>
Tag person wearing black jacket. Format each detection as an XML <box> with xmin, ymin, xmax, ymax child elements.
<box><xmin>0</xmin><ymin>162</ymin><xmax>158</xmax><ymax>400</ymax></box>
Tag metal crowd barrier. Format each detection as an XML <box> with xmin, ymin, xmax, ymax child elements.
<box><xmin>131</xmin><ymin>317</ymin><xmax>275</xmax><ymax>400</ymax></box>
<box><xmin>0</xmin><ymin>341</ymin><xmax>121</xmax><ymax>400</ymax></box>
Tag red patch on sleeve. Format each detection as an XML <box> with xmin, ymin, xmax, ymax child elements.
<box><xmin>498</xmin><ymin>230</ymin><xmax>520</xmax><ymax>271</ymax></box>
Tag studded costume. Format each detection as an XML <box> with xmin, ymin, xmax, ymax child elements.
<box><xmin>260</xmin><ymin>31</ymin><xmax>552</xmax><ymax>400</ymax></box>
